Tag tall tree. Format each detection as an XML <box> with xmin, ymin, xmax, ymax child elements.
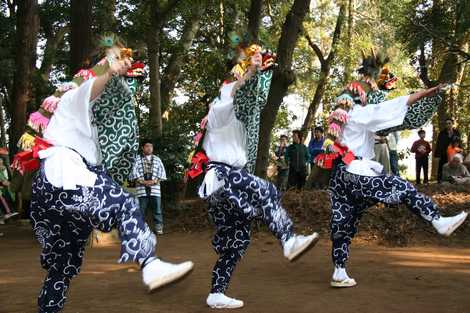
<box><xmin>10</xmin><ymin>0</ymin><xmax>39</xmax><ymax>153</ymax></box>
<box><xmin>95</xmin><ymin>0</ymin><xmax>117</xmax><ymax>34</ymax></box>
<box><xmin>70</xmin><ymin>0</ymin><xmax>93</xmax><ymax>75</ymax></box>
<box><xmin>147</xmin><ymin>0</ymin><xmax>178</xmax><ymax>142</ymax></box>
<box><xmin>247</xmin><ymin>0</ymin><xmax>263</xmax><ymax>42</ymax></box>
<box><xmin>147</xmin><ymin>0</ymin><xmax>205</xmax><ymax>142</ymax></box>
<box><xmin>300</xmin><ymin>3</ymin><xmax>346</xmax><ymax>140</ymax></box>
<box><xmin>160</xmin><ymin>3</ymin><xmax>204</xmax><ymax>114</ymax></box>
<box><xmin>343</xmin><ymin>0</ymin><xmax>354</xmax><ymax>83</ymax></box>
<box><xmin>255</xmin><ymin>0</ymin><xmax>311</xmax><ymax>178</ymax></box>
<box><xmin>0</xmin><ymin>94</ymin><xmax>6</xmax><ymax>147</ymax></box>
<box><xmin>398</xmin><ymin>0</ymin><xmax>469</xmax><ymax>129</ymax></box>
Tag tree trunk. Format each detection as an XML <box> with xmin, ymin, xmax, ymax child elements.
<box><xmin>147</xmin><ymin>0</ymin><xmax>181</xmax><ymax>141</ymax></box>
<box><xmin>343</xmin><ymin>0</ymin><xmax>354</xmax><ymax>84</ymax></box>
<box><xmin>96</xmin><ymin>0</ymin><xmax>117</xmax><ymax>33</ymax></box>
<box><xmin>161</xmin><ymin>5</ymin><xmax>203</xmax><ymax>113</ymax></box>
<box><xmin>70</xmin><ymin>0</ymin><xmax>93</xmax><ymax>75</ymax></box>
<box><xmin>148</xmin><ymin>28</ymin><xmax>163</xmax><ymax>141</ymax></box>
<box><xmin>247</xmin><ymin>0</ymin><xmax>263</xmax><ymax>42</ymax></box>
<box><xmin>435</xmin><ymin>40</ymin><xmax>465</xmax><ymax>130</ymax></box>
<box><xmin>0</xmin><ymin>95</ymin><xmax>7</xmax><ymax>148</ymax></box>
<box><xmin>255</xmin><ymin>0</ymin><xmax>310</xmax><ymax>178</ymax></box>
<box><xmin>301</xmin><ymin>4</ymin><xmax>346</xmax><ymax>140</ymax></box>
<box><xmin>434</xmin><ymin>0</ymin><xmax>467</xmax><ymax>130</ymax></box>
<box><xmin>10</xmin><ymin>0</ymin><xmax>39</xmax><ymax>154</ymax></box>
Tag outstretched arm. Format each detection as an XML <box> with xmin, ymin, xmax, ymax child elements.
<box><xmin>406</xmin><ymin>85</ymin><xmax>443</xmax><ymax>106</ymax></box>
<box><xmin>376</xmin><ymin>85</ymin><xmax>445</xmax><ymax>136</ymax></box>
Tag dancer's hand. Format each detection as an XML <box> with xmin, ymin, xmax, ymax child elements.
<box><xmin>91</xmin><ymin>58</ymin><xmax>131</xmax><ymax>101</ymax></box>
<box><xmin>107</xmin><ymin>58</ymin><xmax>132</xmax><ymax>77</ymax></box>
<box><xmin>407</xmin><ymin>83</ymin><xmax>445</xmax><ymax>106</ymax></box>
<box><xmin>249</xmin><ymin>52</ymin><xmax>262</xmax><ymax>71</ymax></box>
<box><xmin>424</xmin><ymin>84</ymin><xmax>445</xmax><ymax>97</ymax></box>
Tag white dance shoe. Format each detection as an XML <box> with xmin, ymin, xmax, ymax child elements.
<box><xmin>432</xmin><ymin>211</ymin><xmax>468</xmax><ymax>236</ymax></box>
<box><xmin>4</xmin><ymin>212</ymin><xmax>19</xmax><ymax>220</ymax></box>
<box><xmin>142</xmin><ymin>258</ymin><xmax>194</xmax><ymax>292</ymax></box>
<box><xmin>283</xmin><ymin>232</ymin><xmax>319</xmax><ymax>261</ymax></box>
<box><xmin>330</xmin><ymin>266</ymin><xmax>357</xmax><ymax>288</ymax></box>
<box><xmin>207</xmin><ymin>293</ymin><xmax>244</xmax><ymax>309</ymax></box>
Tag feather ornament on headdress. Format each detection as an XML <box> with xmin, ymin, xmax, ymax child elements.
<box><xmin>99</xmin><ymin>34</ymin><xmax>118</xmax><ymax>48</ymax></box>
<box><xmin>357</xmin><ymin>48</ymin><xmax>390</xmax><ymax>81</ymax></box>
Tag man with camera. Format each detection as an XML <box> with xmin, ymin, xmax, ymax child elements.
<box><xmin>131</xmin><ymin>140</ymin><xmax>167</xmax><ymax>235</ymax></box>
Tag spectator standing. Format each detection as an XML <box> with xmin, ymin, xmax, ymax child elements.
<box><xmin>286</xmin><ymin>130</ymin><xmax>309</xmax><ymax>190</ymax></box>
<box><xmin>387</xmin><ymin>131</ymin><xmax>400</xmax><ymax>176</ymax></box>
<box><xmin>442</xmin><ymin>154</ymin><xmax>470</xmax><ymax>185</ymax></box>
<box><xmin>373</xmin><ymin>135</ymin><xmax>391</xmax><ymax>174</ymax></box>
<box><xmin>0</xmin><ymin>157</ymin><xmax>18</xmax><ymax>222</ymax></box>
<box><xmin>411</xmin><ymin>129</ymin><xmax>432</xmax><ymax>184</ymax></box>
<box><xmin>435</xmin><ymin>118</ymin><xmax>460</xmax><ymax>182</ymax></box>
<box><xmin>308</xmin><ymin>127</ymin><xmax>325</xmax><ymax>164</ymax></box>
<box><xmin>130</xmin><ymin>141</ymin><xmax>167</xmax><ymax>235</ymax></box>
<box><xmin>274</xmin><ymin>135</ymin><xmax>289</xmax><ymax>192</ymax></box>
<box><xmin>307</xmin><ymin>127</ymin><xmax>329</xmax><ymax>189</ymax></box>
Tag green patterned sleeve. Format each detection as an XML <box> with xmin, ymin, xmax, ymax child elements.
<box><xmin>367</xmin><ymin>89</ymin><xmax>389</xmax><ymax>104</ymax></box>
<box><xmin>377</xmin><ymin>94</ymin><xmax>442</xmax><ymax>136</ymax></box>
<box><xmin>233</xmin><ymin>70</ymin><xmax>273</xmax><ymax>124</ymax></box>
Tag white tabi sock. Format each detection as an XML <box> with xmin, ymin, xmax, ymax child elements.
<box><xmin>140</xmin><ymin>256</ymin><xmax>157</xmax><ymax>269</ymax></box>
<box><xmin>332</xmin><ymin>266</ymin><xmax>351</xmax><ymax>281</ymax></box>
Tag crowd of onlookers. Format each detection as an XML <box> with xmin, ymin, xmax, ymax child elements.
<box><xmin>0</xmin><ymin>140</ymin><xmax>168</xmax><ymax>237</ymax></box>
<box><xmin>274</xmin><ymin>127</ymin><xmax>330</xmax><ymax>192</ymax></box>
<box><xmin>410</xmin><ymin>118</ymin><xmax>470</xmax><ymax>186</ymax></box>
<box><xmin>1</xmin><ymin>119</ymin><xmax>469</xmax><ymax>236</ymax></box>
<box><xmin>273</xmin><ymin>118</ymin><xmax>470</xmax><ymax>191</ymax></box>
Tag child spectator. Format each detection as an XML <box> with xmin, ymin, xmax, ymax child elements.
<box><xmin>411</xmin><ymin>129</ymin><xmax>432</xmax><ymax>184</ymax></box>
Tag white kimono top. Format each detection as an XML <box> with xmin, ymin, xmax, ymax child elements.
<box><xmin>203</xmin><ymin>82</ymin><xmax>248</xmax><ymax>167</ymax></box>
<box><xmin>340</xmin><ymin>95</ymin><xmax>410</xmax><ymax>176</ymax></box>
<box><xmin>198</xmin><ymin>82</ymin><xmax>248</xmax><ymax>197</ymax></box>
<box><xmin>40</xmin><ymin>78</ymin><xmax>101</xmax><ymax>190</ymax></box>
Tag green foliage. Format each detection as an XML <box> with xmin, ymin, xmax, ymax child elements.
<box><xmin>2</xmin><ymin>0</ymin><xmax>469</xmax><ymax>190</ymax></box>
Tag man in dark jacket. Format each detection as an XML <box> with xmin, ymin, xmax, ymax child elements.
<box><xmin>286</xmin><ymin>130</ymin><xmax>310</xmax><ymax>190</ymax></box>
<box><xmin>435</xmin><ymin>118</ymin><xmax>460</xmax><ymax>182</ymax></box>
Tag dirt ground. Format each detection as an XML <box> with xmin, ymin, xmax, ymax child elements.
<box><xmin>1</xmin><ymin>222</ymin><xmax>470</xmax><ymax>313</ymax></box>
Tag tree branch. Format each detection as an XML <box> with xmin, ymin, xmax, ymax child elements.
<box><xmin>39</xmin><ymin>26</ymin><xmax>69</xmax><ymax>81</ymax></box>
<box><xmin>418</xmin><ymin>43</ymin><xmax>435</xmax><ymax>88</ymax></box>
<box><xmin>304</xmin><ymin>32</ymin><xmax>326</xmax><ymax>68</ymax></box>
<box><xmin>326</xmin><ymin>4</ymin><xmax>345</xmax><ymax>62</ymax></box>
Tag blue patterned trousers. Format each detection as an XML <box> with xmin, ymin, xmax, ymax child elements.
<box><xmin>206</xmin><ymin>163</ymin><xmax>293</xmax><ymax>293</ymax></box>
<box><xmin>329</xmin><ymin>163</ymin><xmax>440</xmax><ymax>268</ymax></box>
<box><xmin>30</xmin><ymin>163</ymin><xmax>156</xmax><ymax>313</ymax></box>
